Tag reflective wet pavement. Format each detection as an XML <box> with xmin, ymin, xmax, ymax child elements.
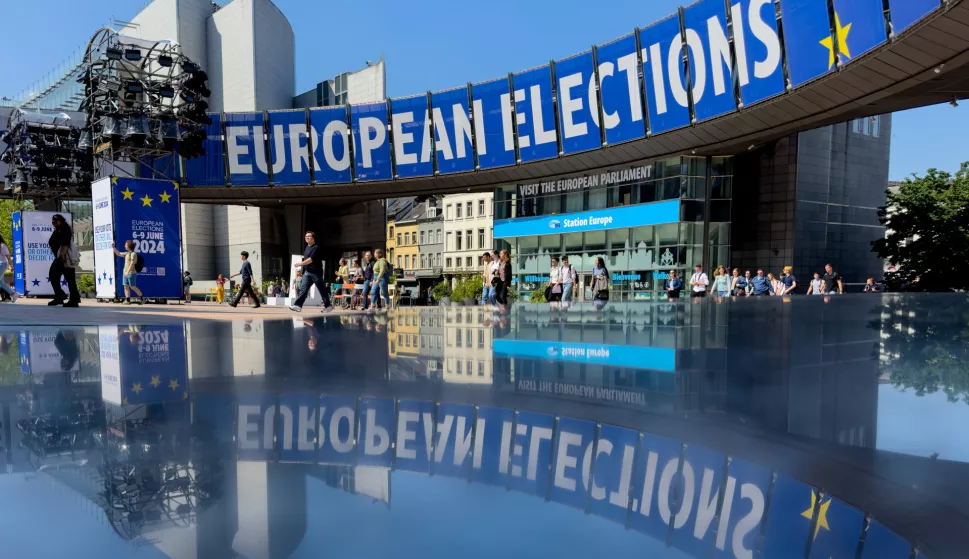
<box><xmin>1</xmin><ymin>295</ymin><xmax>966</xmax><ymax>558</ymax></box>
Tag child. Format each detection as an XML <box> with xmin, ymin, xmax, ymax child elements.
<box><xmin>229</xmin><ymin>251</ymin><xmax>261</xmax><ymax>308</ymax></box>
<box><xmin>183</xmin><ymin>271</ymin><xmax>194</xmax><ymax>303</ymax></box>
<box><xmin>215</xmin><ymin>273</ymin><xmax>226</xmax><ymax>303</ymax></box>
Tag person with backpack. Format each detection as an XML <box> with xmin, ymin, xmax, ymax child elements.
<box><xmin>49</xmin><ymin>214</ymin><xmax>81</xmax><ymax>307</ymax></box>
<box><xmin>183</xmin><ymin>271</ymin><xmax>194</xmax><ymax>303</ymax></box>
<box><xmin>112</xmin><ymin>241</ymin><xmax>146</xmax><ymax>304</ymax></box>
<box><xmin>560</xmin><ymin>256</ymin><xmax>578</xmax><ymax>302</ymax></box>
<box><xmin>368</xmin><ymin>248</ymin><xmax>391</xmax><ymax>312</ymax></box>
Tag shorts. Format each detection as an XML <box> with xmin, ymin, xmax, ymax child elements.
<box><xmin>123</xmin><ymin>273</ymin><xmax>138</xmax><ymax>287</ymax></box>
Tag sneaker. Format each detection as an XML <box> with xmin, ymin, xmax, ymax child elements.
<box><xmin>253</xmin><ymin>305</ymin><xmax>261</xmax><ymax>309</ymax></box>
<box><xmin>321</xmin><ymin>305</ymin><xmax>333</xmax><ymax>313</ymax></box>
<box><xmin>11</xmin><ymin>293</ymin><xmax>19</xmax><ymax>303</ymax></box>
<box><xmin>48</xmin><ymin>299</ymin><xmax>64</xmax><ymax>306</ymax></box>
<box><xmin>64</xmin><ymin>301</ymin><xmax>80</xmax><ymax>308</ymax></box>
<box><xmin>124</xmin><ymin>299</ymin><xmax>131</xmax><ymax>305</ymax></box>
<box><xmin>228</xmin><ymin>302</ymin><xmax>238</xmax><ymax>308</ymax></box>
<box><xmin>289</xmin><ymin>305</ymin><xmax>301</xmax><ymax>312</ymax></box>
<box><xmin>140</xmin><ymin>296</ymin><xmax>146</xmax><ymax>305</ymax></box>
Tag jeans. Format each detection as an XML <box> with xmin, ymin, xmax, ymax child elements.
<box><xmin>49</xmin><ymin>258</ymin><xmax>80</xmax><ymax>303</ymax></box>
<box><xmin>480</xmin><ymin>285</ymin><xmax>493</xmax><ymax>306</ymax></box>
<box><xmin>0</xmin><ymin>261</ymin><xmax>12</xmax><ymax>296</ymax></box>
<box><xmin>232</xmin><ymin>279</ymin><xmax>261</xmax><ymax>307</ymax></box>
<box><xmin>362</xmin><ymin>279</ymin><xmax>372</xmax><ymax>309</ymax></box>
<box><xmin>561</xmin><ymin>282</ymin><xmax>574</xmax><ymax>302</ymax></box>
<box><xmin>293</xmin><ymin>272</ymin><xmax>330</xmax><ymax>308</ymax></box>
<box><xmin>369</xmin><ymin>277</ymin><xmax>389</xmax><ymax>309</ymax></box>
<box><xmin>717</xmin><ymin>290</ymin><xmax>729</xmax><ymax>297</ymax></box>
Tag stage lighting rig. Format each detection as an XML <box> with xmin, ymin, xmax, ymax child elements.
<box><xmin>1</xmin><ymin>108</ymin><xmax>93</xmax><ymax>197</ymax></box>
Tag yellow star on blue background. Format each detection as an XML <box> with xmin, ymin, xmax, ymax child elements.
<box><xmin>150</xmin><ymin>375</ymin><xmax>161</xmax><ymax>388</ymax></box>
<box><xmin>800</xmin><ymin>489</ymin><xmax>831</xmax><ymax>540</ymax></box>
<box><xmin>159</xmin><ymin>191</ymin><xmax>172</xmax><ymax>203</ymax></box>
<box><xmin>169</xmin><ymin>378</ymin><xmax>180</xmax><ymax>391</ymax></box>
<box><xmin>140</xmin><ymin>194</ymin><xmax>154</xmax><ymax>207</ymax></box>
<box><xmin>132</xmin><ymin>382</ymin><xmax>143</xmax><ymax>395</ymax></box>
<box><xmin>820</xmin><ymin>13</ymin><xmax>852</xmax><ymax>69</ymax></box>
<box><xmin>121</xmin><ymin>187</ymin><xmax>135</xmax><ymax>200</ymax></box>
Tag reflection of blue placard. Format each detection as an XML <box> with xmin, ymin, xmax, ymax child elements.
<box><xmin>267</xmin><ymin>110</ymin><xmax>311</xmax><ymax>186</ymax></box>
<box><xmin>512</xmin><ymin>66</ymin><xmax>558</xmax><ymax>162</ymax></box>
<box><xmin>18</xmin><ymin>330</ymin><xmax>29</xmax><ymax>374</ymax></box>
<box><xmin>683</xmin><ymin>0</ymin><xmax>737</xmax><ymax>121</ymax></box>
<box><xmin>319</xmin><ymin>395</ymin><xmax>357</xmax><ymax>464</ymax></box>
<box><xmin>588</xmin><ymin>424</ymin><xmax>639</xmax><ymax>523</ymax></box>
<box><xmin>629</xmin><ymin>432</ymin><xmax>683</xmax><ymax>539</ymax></box>
<box><xmin>183</xmin><ymin>114</ymin><xmax>225</xmax><ymax>186</ymax></box>
<box><xmin>224</xmin><ymin>112</ymin><xmax>268</xmax><ymax>186</ymax></box>
<box><xmin>555</xmin><ymin>51</ymin><xmax>600</xmax><ymax>154</ymax></box>
<box><xmin>507</xmin><ymin>410</ymin><xmax>555</xmax><ymax>495</ymax></box>
<box><xmin>193</xmin><ymin>394</ymin><xmax>236</xmax><ymax>447</ymax></box>
<box><xmin>470</xmin><ymin>79</ymin><xmax>516</xmax><ymax>169</ymax></box>
<box><xmin>779</xmin><ymin>0</ymin><xmax>836</xmax><ymax>87</ymax></box>
<box><xmin>472</xmin><ymin>406</ymin><xmax>514</xmax><ymax>486</ymax></box>
<box><xmin>711</xmin><ymin>458</ymin><xmax>771</xmax><ymax>559</ymax></box>
<box><xmin>808</xmin><ymin>495</ymin><xmax>865</xmax><ymax>558</ymax></box>
<box><xmin>112</xmin><ymin>177</ymin><xmax>183</xmax><ymax>298</ymax></box>
<box><xmin>433</xmin><ymin>402</ymin><xmax>476</xmax><ymax>478</ymax></box>
<box><xmin>278</xmin><ymin>393</ymin><xmax>319</xmax><ymax>463</ymax></box>
<box><xmin>888</xmin><ymin>0</ymin><xmax>940</xmax><ymax>34</ymax></box>
<box><xmin>493</xmin><ymin>339</ymin><xmax>675</xmax><ymax>372</ymax></box>
<box><xmin>431</xmin><ymin>87</ymin><xmax>475</xmax><ymax>174</ymax></box>
<box><xmin>116</xmin><ymin>325</ymin><xmax>187</xmax><ymax>406</ymax></box>
<box><xmin>860</xmin><ymin>520</ymin><xmax>913</xmax><ymax>559</ymax></box>
<box><xmin>396</xmin><ymin>399</ymin><xmax>435</xmax><ymax>473</ymax></box>
<box><xmin>733</xmin><ymin>0</ymin><xmax>785</xmax><ymax>106</ymax></box>
<box><xmin>309</xmin><ymin>107</ymin><xmax>353</xmax><ymax>183</ymax></box>
<box><xmin>670</xmin><ymin>445</ymin><xmax>728</xmax><ymax>556</ymax></box>
<box><xmin>390</xmin><ymin>96</ymin><xmax>433</xmax><ymax>179</ymax></box>
<box><xmin>640</xmin><ymin>15</ymin><xmax>691</xmax><ymax>134</ymax></box>
<box><xmin>596</xmin><ymin>36</ymin><xmax>645</xmax><ymax>145</ymax></box>
<box><xmin>350</xmin><ymin>103</ymin><xmax>392</xmax><ymax>182</ymax></box>
<box><xmin>549</xmin><ymin>417</ymin><xmax>597</xmax><ymax>509</ymax></box>
<box><xmin>357</xmin><ymin>397</ymin><xmax>395</xmax><ymax>466</ymax></box>
<box><xmin>762</xmin><ymin>475</ymin><xmax>817</xmax><ymax>558</ymax></box>
<box><xmin>237</xmin><ymin>394</ymin><xmax>275</xmax><ymax>461</ymax></box>
<box><xmin>831</xmin><ymin>0</ymin><xmax>888</xmax><ymax>61</ymax></box>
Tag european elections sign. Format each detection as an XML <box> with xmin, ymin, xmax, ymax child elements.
<box><xmin>555</xmin><ymin>51</ymin><xmax>601</xmax><ymax>154</ymax></box>
<box><xmin>683</xmin><ymin>0</ymin><xmax>737</xmax><ymax>122</ymax></box>
<box><xmin>309</xmin><ymin>106</ymin><xmax>353</xmax><ymax>184</ymax></box>
<box><xmin>471</xmin><ymin>78</ymin><xmax>517</xmax><ymax>169</ymax></box>
<box><xmin>732</xmin><ymin>0</ymin><xmax>785</xmax><ymax>106</ymax></box>
<box><xmin>225</xmin><ymin>112</ymin><xmax>269</xmax><ymax>187</ymax></box>
<box><xmin>12</xmin><ymin>211</ymin><xmax>73</xmax><ymax>297</ymax></box>
<box><xmin>595</xmin><ymin>36</ymin><xmax>645</xmax><ymax>145</ymax></box>
<box><xmin>100</xmin><ymin>324</ymin><xmax>188</xmax><ymax>406</ymax></box>
<box><xmin>431</xmin><ymin>87</ymin><xmax>475</xmax><ymax>174</ymax></box>
<box><xmin>831</xmin><ymin>0</ymin><xmax>888</xmax><ymax>60</ymax></box>
<box><xmin>640</xmin><ymin>15</ymin><xmax>691</xmax><ymax>133</ymax></box>
<box><xmin>18</xmin><ymin>328</ymin><xmax>81</xmax><ymax>375</ymax></box>
<box><xmin>267</xmin><ymin>110</ymin><xmax>312</xmax><ymax>186</ymax></box>
<box><xmin>351</xmin><ymin>102</ymin><xmax>392</xmax><ymax>182</ymax></box>
<box><xmin>390</xmin><ymin>95</ymin><xmax>433</xmax><ymax>179</ymax></box>
<box><xmin>513</xmin><ymin>66</ymin><xmax>558</xmax><ymax>162</ymax></box>
<box><xmin>182</xmin><ymin>113</ymin><xmax>225</xmax><ymax>187</ymax></box>
<box><xmin>92</xmin><ymin>178</ymin><xmax>117</xmax><ymax>299</ymax></box>
<box><xmin>780</xmin><ymin>0</ymin><xmax>837</xmax><ymax>87</ymax></box>
<box><xmin>493</xmin><ymin>199</ymin><xmax>680</xmax><ymax>239</ymax></box>
<box><xmin>888</xmin><ymin>0</ymin><xmax>941</xmax><ymax>35</ymax></box>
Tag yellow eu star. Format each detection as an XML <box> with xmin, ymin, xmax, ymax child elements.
<box><xmin>132</xmin><ymin>382</ymin><xmax>143</xmax><ymax>394</ymax></box>
<box><xmin>141</xmin><ymin>194</ymin><xmax>154</xmax><ymax>207</ymax></box>
<box><xmin>121</xmin><ymin>187</ymin><xmax>135</xmax><ymax>200</ymax></box>
<box><xmin>159</xmin><ymin>191</ymin><xmax>172</xmax><ymax>203</ymax></box>
<box><xmin>801</xmin><ymin>490</ymin><xmax>831</xmax><ymax>540</ymax></box>
<box><xmin>169</xmin><ymin>378</ymin><xmax>180</xmax><ymax>391</ymax></box>
<box><xmin>150</xmin><ymin>375</ymin><xmax>161</xmax><ymax>388</ymax></box>
<box><xmin>820</xmin><ymin>13</ymin><xmax>852</xmax><ymax>69</ymax></box>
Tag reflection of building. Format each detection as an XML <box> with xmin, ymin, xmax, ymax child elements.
<box><xmin>443</xmin><ymin>309</ymin><xmax>493</xmax><ymax>384</ymax></box>
<box><xmin>443</xmin><ymin>192</ymin><xmax>494</xmax><ymax>287</ymax></box>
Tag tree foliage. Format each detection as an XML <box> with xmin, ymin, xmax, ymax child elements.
<box><xmin>0</xmin><ymin>198</ymin><xmax>35</xmax><ymax>245</ymax></box>
<box><xmin>872</xmin><ymin>164</ymin><xmax>969</xmax><ymax>291</ymax></box>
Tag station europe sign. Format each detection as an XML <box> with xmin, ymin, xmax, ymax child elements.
<box><xmin>181</xmin><ymin>0</ymin><xmax>940</xmax><ymax>188</ymax></box>
<box><xmin>493</xmin><ymin>199</ymin><xmax>680</xmax><ymax>239</ymax></box>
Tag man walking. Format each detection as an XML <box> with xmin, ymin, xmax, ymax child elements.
<box><xmin>690</xmin><ymin>264</ymin><xmax>709</xmax><ymax>298</ymax></box>
<box><xmin>822</xmin><ymin>263</ymin><xmax>844</xmax><ymax>295</ymax></box>
<box><xmin>489</xmin><ymin>250</ymin><xmax>500</xmax><ymax>305</ymax></box>
<box><xmin>229</xmin><ymin>251</ymin><xmax>261</xmax><ymax>308</ymax></box>
<box><xmin>750</xmin><ymin>269</ymin><xmax>771</xmax><ymax>296</ymax></box>
<box><xmin>361</xmin><ymin>251</ymin><xmax>375</xmax><ymax>310</ymax></box>
<box><xmin>480</xmin><ymin>252</ymin><xmax>493</xmax><ymax>305</ymax></box>
<box><xmin>290</xmin><ymin>231</ymin><xmax>332</xmax><ymax>313</ymax></box>
<box><xmin>48</xmin><ymin>214</ymin><xmax>80</xmax><ymax>307</ymax></box>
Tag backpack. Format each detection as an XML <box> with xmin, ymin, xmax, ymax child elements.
<box><xmin>134</xmin><ymin>253</ymin><xmax>145</xmax><ymax>273</ymax></box>
<box><xmin>66</xmin><ymin>241</ymin><xmax>81</xmax><ymax>268</ymax></box>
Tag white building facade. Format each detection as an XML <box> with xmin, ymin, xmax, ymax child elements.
<box><xmin>442</xmin><ymin>192</ymin><xmax>494</xmax><ymax>287</ymax></box>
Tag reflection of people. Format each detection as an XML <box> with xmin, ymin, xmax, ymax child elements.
<box><xmin>863</xmin><ymin>278</ymin><xmax>880</xmax><ymax>293</ymax></box>
<box><xmin>112</xmin><ymin>241</ymin><xmax>145</xmax><ymax>304</ymax></box>
<box><xmin>54</xmin><ymin>329</ymin><xmax>80</xmax><ymax>371</ymax></box>
<box><xmin>48</xmin><ymin>214</ymin><xmax>80</xmax><ymax>307</ymax></box>
<box><xmin>689</xmin><ymin>264</ymin><xmax>708</xmax><ymax>298</ymax></box>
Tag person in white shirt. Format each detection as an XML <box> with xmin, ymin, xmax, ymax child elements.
<box><xmin>488</xmin><ymin>250</ymin><xmax>500</xmax><ymax>305</ymax></box>
<box><xmin>560</xmin><ymin>256</ymin><xmax>578</xmax><ymax>302</ymax></box>
<box><xmin>690</xmin><ymin>264</ymin><xmax>709</xmax><ymax>298</ymax></box>
<box><xmin>548</xmin><ymin>257</ymin><xmax>562</xmax><ymax>302</ymax></box>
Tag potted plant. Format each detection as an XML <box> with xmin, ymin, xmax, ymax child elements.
<box><xmin>431</xmin><ymin>280</ymin><xmax>451</xmax><ymax>306</ymax></box>
<box><xmin>77</xmin><ymin>274</ymin><xmax>96</xmax><ymax>299</ymax></box>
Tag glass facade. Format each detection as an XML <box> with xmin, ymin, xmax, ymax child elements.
<box><xmin>494</xmin><ymin>156</ymin><xmax>733</xmax><ymax>300</ymax></box>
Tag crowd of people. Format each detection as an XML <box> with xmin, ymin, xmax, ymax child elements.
<box><xmin>663</xmin><ymin>263</ymin><xmax>880</xmax><ymax>300</ymax></box>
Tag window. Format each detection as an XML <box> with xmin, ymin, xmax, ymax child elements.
<box><xmin>465</xmin><ymin>329</ymin><xmax>472</xmax><ymax>347</ymax></box>
<box><xmin>405</xmin><ymin>255</ymin><xmax>410</xmax><ymax>269</ymax></box>
<box><xmin>478</xmin><ymin>229</ymin><xmax>485</xmax><ymax>250</ymax></box>
<box><xmin>478</xmin><ymin>199</ymin><xmax>485</xmax><ymax>216</ymax></box>
<box><xmin>397</xmin><ymin>233</ymin><xmax>402</xmax><ymax>246</ymax></box>
<box><xmin>397</xmin><ymin>256</ymin><xmax>402</xmax><ymax>268</ymax></box>
<box><xmin>446</xmin><ymin>257</ymin><xmax>452</xmax><ymax>269</ymax></box>
<box><xmin>466</xmin><ymin>229</ymin><xmax>473</xmax><ymax>250</ymax></box>
<box><xmin>456</xmin><ymin>359</ymin><xmax>462</xmax><ymax>373</ymax></box>
<box><xmin>437</xmin><ymin>229</ymin><xmax>442</xmax><ymax>243</ymax></box>
<box><xmin>389</xmin><ymin>249</ymin><xmax>394</xmax><ymax>263</ymax></box>
<box><xmin>478</xmin><ymin>329</ymin><xmax>484</xmax><ymax>348</ymax></box>
<box><xmin>466</xmin><ymin>256</ymin><xmax>473</xmax><ymax>268</ymax></box>
<box><xmin>388</xmin><ymin>226</ymin><xmax>394</xmax><ymax>240</ymax></box>
<box><xmin>456</xmin><ymin>231</ymin><xmax>463</xmax><ymax>251</ymax></box>
<box><xmin>446</xmin><ymin>231</ymin><xmax>453</xmax><ymax>250</ymax></box>
<box><xmin>456</xmin><ymin>204</ymin><xmax>462</xmax><ymax>218</ymax></box>
<box><xmin>445</xmin><ymin>204</ymin><xmax>452</xmax><ymax>220</ymax></box>
<box><xmin>871</xmin><ymin>115</ymin><xmax>880</xmax><ymax>137</ymax></box>
<box><xmin>466</xmin><ymin>201</ymin><xmax>473</xmax><ymax>217</ymax></box>
<box><xmin>437</xmin><ymin>253</ymin><xmax>442</xmax><ymax>266</ymax></box>
<box><xmin>421</xmin><ymin>255</ymin><xmax>427</xmax><ymax>268</ymax></box>
<box><xmin>420</xmin><ymin>231</ymin><xmax>425</xmax><ymax>245</ymax></box>
<box><xmin>404</xmin><ymin>232</ymin><xmax>409</xmax><ymax>245</ymax></box>
<box><xmin>862</xmin><ymin>116</ymin><xmax>870</xmax><ymax>136</ymax></box>
<box><xmin>456</xmin><ymin>332</ymin><xmax>462</xmax><ymax>348</ymax></box>
<box><xmin>466</xmin><ymin>360</ymin><xmax>472</xmax><ymax>375</ymax></box>
<box><xmin>477</xmin><ymin>361</ymin><xmax>484</xmax><ymax>376</ymax></box>
<box><xmin>852</xmin><ymin>119</ymin><xmax>860</xmax><ymax>134</ymax></box>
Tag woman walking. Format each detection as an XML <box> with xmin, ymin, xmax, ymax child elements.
<box><xmin>495</xmin><ymin>249</ymin><xmax>512</xmax><ymax>305</ymax></box>
<box><xmin>216</xmin><ymin>274</ymin><xmax>227</xmax><ymax>303</ymax></box>
<box><xmin>665</xmin><ymin>270</ymin><xmax>683</xmax><ymax>300</ymax></box>
<box><xmin>0</xmin><ymin>234</ymin><xmax>19</xmax><ymax>302</ymax></box>
<box><xmin>713</xmin><ymin>266</ymin><xmax>730</xmax><ymax>297</ymax></box>
<box><xmin>729</xmin><ymin>268</ymin><xmax>746</xmax><ymax>296</ymax></box>
<box><xmin>591</xmin><ymin>257</ymin><xmax>609</xmax><ymax>301</ymax></box>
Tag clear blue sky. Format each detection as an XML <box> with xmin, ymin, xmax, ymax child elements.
<box><xmin>0</xmin><ymin>0</ymin><xmax>963</xmax><ymax>180</ymax></box>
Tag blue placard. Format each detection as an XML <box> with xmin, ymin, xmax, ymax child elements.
<box><xmin>761</xmin><ymin>475</ymin><xmax>818</xmax><ymax>558</ymax></box>
<box><xmin>831</xmin><ymin>0</ymin><xmax>888</xmax><ymax>61</ymax></box>
<box><xmin>472</xmin><ymin>406</ymin><xmax>514</xmax><ymax>486</ymax></box>
<box><xmin>111</xmin><ymin>177</ymin><xmax>183</xmax><ymax>298</ymax></box>
<box><xmin>433</xmin><ymin>402</ymin><xmax>476</xmax><ymax>478</ymax></box>
<box><xmin>493</xmin><ymin>339</ymin><xmax>675</xmax><ymax>372</ymax></box>
<box><xmin>493</xmin><ymin>199</ymin><xmax>680</xmax><ymax>239</ymax></box>
<box><xmin>555</xmin><ymin>52</ymin><xmax>600</xmax><ymax>154</ymax></box>
<box><xmin>512</xmin><ymin>66</ymin><xmax>559</xmax><ymax>162</ymax></box>
<box><xmin>357</xmin><ymin>397</ymin><xmax>395</xmax><ymax>466</ymax></box>
<box><xmin>11</xmin><ymin>211</ymin><xmax>23</xmax><ymax>295</ymax></box>
<box><xmin>779</xmin><ymin>0</ymin><xmax>836</xmax><ymax>87</ymax></box>
<box><xmin>116</xmin><ymin>325</ymin><xmax>187</xmax><ymax>406</ymax></box>
<box><xmin>17</xmin><ymin>330</ymin><xmax>28</xmax><ymax>374</ymax></box>
<box><xmin>628</xmin><ymin>432</ymin><xmax>683</xmax><ymax>538</ymax></box>
<box><xmin>224</xmin><ymin>112</ymin><xmax>268</xmax><ymax>187</ymax></box>
<box><xmin>683</xmin><ymin>0</ymin><xmax>737</xmax><ymax>121</ymax></box>
<box><xmin>860</xmin><ymin>520</ymin><xmax>913</xmax><ymax>559</ymax></box>
<box><xmin>549</xmin><ymin>417</ymin><xmax>597</xmax><ymax>509</ymax></box>
<box><xmin>732</xmin><ymin>0</ymin><xmax>786</xmax><ymax>106</ymax></box>
<box><xmin>237</xmin><ymin>394</ymin><xmax>275</xmax><ymax>461</ymax></box>
<box><xmin>183</xmin><ymin>113</ymin><xmax>225</xmax><ymax>187</ymax></box>
<box><xmin>808</xmin><ymin>495</ymin><xmax>865</xmax><ymax>558</ymax></box>
<box><xmin>309</xmin><ymin>107</ymin><xmax>353</xmax><ymax>184</ymax></box>
<box><xmin>396</xmin><ymin>399</ymin><xmax>435</xmax><ymax>473</ymax></box>
<box><xmin>889</xmin><ymin>0</ymin><xmax>940</xmax><ymax>34</ymax></box>
<box><xmin>139</xmin><ymin>153</ymin><xmax>180</xmax><ymax>181</ymax></box>
<box><xmin>350</xmin><ymin>103</ymin><xmax>392</xmax><ymax>182</ymax></box>
<box><xmin>711</xmin><ymin>458</ymin><xmax>772</xmax><ymax>559</ymax></box>
<box><xmin>431</xmin><ymin>87</ymin><xmax>475</xmax><ymax>174</ymax></box>
<box><xmin>507</xmin><ymin>410</ymin><xmax>555</xmax><ymax>495</ymax></box>
<box><xmin>596</xmin><ymin>36</ymin><xmax>646</xmax><ymax>145</ymax></box>
<box><xmin>640</xmin><ymin>15</ymin><xmax>691</xmax><ymax>133</ymax></box>
<box><xmin>588</xmin><ymin>424</ymin><xmax>640</xmax><ymax>523</ymax></box>
<box><xmin>471</xmin><ymin>78</ymin><xmax>516</xmax><ymax>169</ymax></box>
<box><xmin>319</xmin><ymin>395</ymin><xmax>357</xmax><ymax>464</ymax></box>
<box><xmin>669</xmin><ymin>445</ymin><xmax>728</xmax><ymax>556</ymax></box>
<box><xmin>278</xmin><ymin>393</ymin><xmax>319</xmax><ymax>462</ymax></box>
<box><xmin>390</xmin><ymin>96</ymin><xmax>433</xmax><ymax>178</ymax></box>
<box><xmin>267</xmin><ymin>110</ymin><xmax>311</xmax><ymax>186</ymax></box>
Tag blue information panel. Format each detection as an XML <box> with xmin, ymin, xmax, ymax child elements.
<box><xmin>357</xmin><ymin>397</ymin><xmax>395</xmax><ymax>466</ymax></box>
<box><xmin>396</xmin><ymin>399</ymin><xmax>435</xmax><ymax>473</ymax></box>
<box><xmin>278</xmin><ymin>393</ymin><xmax>320</xmax><ymax>463</ymax></box>
<box><xmin>669</xmin><ymin>445</ymin><xmax>728</xmax><ymax>556</ymax></box>
<box><xmin>683</xmin><ymin>0</ymin><xmax>737</xmax><ymax>121</ymax></box>
<box><xmin>549</xmin><ymin>417</ymin><xmax>597</xmax><ymax>509</ymax></box>
<box><xmin>493</xmin><ymin>339</ymin><xmax>675</xmax><ymax>371</ymax></box>
<box><xmin>596</xmin><ymin>36</ymin><xmax>646</xmax><ymax>145</ymax></box>
<box><xmin>11</xmin><ymin>212</ymin><xmax>24</xmax><ymax>295</ymax></box>
<box><xmin>628</xmin><ymin>433</ymin><xmax>683</xmax><ymax>539</ymax></box>
<box><xmin>115</xmin><ymin>325</ymin><xmax>187</xmax><ymax>406</ymax></box>
<box><xmin>309</xmin><ymin>107</ymin><xmax>353</xmax><ymax>184</ymax></box>
<box><xmin>471</xmin><ymin>78</ymin><xmax>516</xmax><ymax>169</ymax></box>
<box><xmin>472</xmin><ymin>406</ymin><xmax>514</xmax><ymax>486</ymax></box>
<box><xmin>111</xmin><ymin>177</ymin><xmax>183</xmax><ymax>298</ymax></box>
<box><xmin>390</xmin><ymin>96</ymin><xmax>433</xmax><ymax>178</ymax></box>
<box><xmin>433</xmin><ymin>402</ymin><xmax>476</xmax><ymax>478</ymax></box>
<box><xmin>780</xmin><ymin>0</ymin><xmax>836</xmax><ymax>87</ymax></box>
<box><xmin>761</xmin><ymin>475</ymin><xmax>817</xmax><ymax>558</ymax></box>
<box><xmin>267</xmin><ymin>110</ymin><xmax>311</xmax><ymax>185</ymax></box>
<box><xmin>350</xmin><ymin>103</ymin><xmax>392</xmax><ymax>182</ymax></box>
<box><xmin>555</xmin><ymin>51</ymin><xmax>600</xmax><ymax>154</ymax></box>
<box><xmin>733</xmin><ymin>0</ymin><xmax>786</xmax><ymax>106</ymax></box>
<box><xmin>831</xmin><ymin>0</ymin><xmax>888</xmax><ymax>60</ymax></box>
<box><xmin>889</xmin><ymin>0</ymin><xmax>940</xmax><ymax>34</ymax></box>
<box><xmin>640</xmin><ymin>15</ymin><xmax>691</xmax><ymax>133</ymax></box>
<box><xmin>494</xmin><ymin>199</ymin><xmax>680</xmax><ymax>239</ymax></box>
<box><xmin>512</xmin><ymin>66</ymin><xmax>559</xmax><ymax>162</ymax></box>
<box><xmin>507</xmin><ymin>410</ymin><xmax>555</xmax><ymax>495</ymax></box>
<box><xmin>711</xmin><ymin>458</ymin><xmax>772</xmax><ymax>559</ymax></box>
<box><xmin>587</xmin><ymin>424</ymin><xmax>639</xmax><ymax>524</ymax></box>
<box><xmin>183</xmin><ymin>113</ymin><xmax>225</xmax><ymax>186</ymax></box>
<box><xmin>224</xmin><ymin>112</ymin><xmax>268</xmax><ymax>187</ymax></box>
<box><xmin>319</xmin><ymin>395</ymin><xmax>358</xmax><ymax>464</ymax></box>
<box><xmin>431</xmin><ymin>87</ymin><xmax>475</xmax><ymax>174</ymax></box>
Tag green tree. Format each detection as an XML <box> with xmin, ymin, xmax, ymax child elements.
<box><xmin>872</xmin><ymin>164</ymin><xmax>969</xmax><ymax>291</ymax></box>
<box><xmin>0</xmin><ymin>198</ymin><xmax>34</xmax><ymax>245</ymax></box>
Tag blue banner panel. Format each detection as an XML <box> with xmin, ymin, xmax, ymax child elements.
<box><xmin>192</xmin><ymin>394</ymin><xmax>236</xmax><ymax>447</ymax></box>
<box><xmin>224</xmin><ymin>112</ymin><xmax>268</xmax><ymax>187</ymax></box>
<box><xmin>555</xmin><ymin>51</ymin><xmax>601</xmax><ymax>154</ymax></box>
<box><xmin>116</xmin><ymin>325</ymin><xmax>187</xmax><ymax>407</ymax></box>
<box><xmin>507</xmin><ymin>410</ymin><xmax>555</xmax><ymax>495</ymax></box>
<box><xmin>139</xmin><ymin>153</ymin><xmax>181</xmax><ymax>181</ymax></box>
<box><xmin>889</xmin><ymin>0</ymin><xmax>940</xmax><ymax>34</ymax></box>
<box><xmin>319</xmin><ymin>395</ymin><xmax>357</xmax><ymax>464</ymax></box>
<box><xmin>494</xmin><ymin>199</ymin><xmax>680</xmax><ymax>239</ymax></box>
<box><xmin>433</xmin><ymin>402</ymin><xmax>476</xmax><ymax>478</ymax></box>
<box><xmin>640</xmin><ymin>15</ymin><xmax>691</xmax><ymax>133</ymax></box>
<box><xmin>860</xmin><ymin>520</ymin><xmax>913</xmax><ymax>559</ymax></box>
<box><xmin>588</xmin><ymin>424</ymin><xmax>639</xmax><ymax>523</ymax></box>
<box><xmin>278</xmin><ymin>393</ymin><xmax>319</xmax><ymax>463</ymax></box>
<box><xmin>683</xmin><ymin>0</ymin><xmax>737</xmax><ymax>121</ymax></box>
<box><xmin>493</xmin><ymin>339</ymin><xmax>675</xmax><ymax>371</ymax></box>
<box><xmin>396</xmin><ymin>399</ymin><xmax>435</xmax><ymax>473</ymax></box>
<box><xmin>670</xmin><ymin>445</ymin><xmax>728</xmax><ymax>556</ymax></box>
<box><xmin>761</xmin><ymin>475</ymin><xmax>817</xmax><ymax>558</ymax></box>
<box><xmin>471</xmin><ymin>78</ymin><xmax>516</xmax><ymax>169</ymax></box>
<box><xmin>711</xmin><ymin>458</ymin><xmax>772</xmax><ymax>559</ymax></box>
<box><xmin>267</xmin><ymin>110</ymin><xmax>311</xmax><ymax>186</ymax></box>
<box><xmin>808</xmin><ymin>496</ymin><xmax>865</xmax><ymax>558</ymax></box>
<box><xmin>11</xmin><ymin>212</ymin><xmax>23</xmax><ymax>295</ymax></box>
<box><xmin>733</xmin><ymin>0</ymin><xmax>786</xmax><ymax>106</ymax></box>
<box><xmin>549</xmin><ymin>417</ymin><xmax>597</xmax><ymax>509</ymax></box>
<box><xmin>832</xmin><ymin>0</ymin><xmax>888</xmax><ymax>61</ymax></box>
<box><xmin>112</xmin><ymin>177</ymin><xmax>183</xmax><ymax>298</ymax></box>
<box><xmin>309</xmin><ymin>107</ymin><xmax>353</xmax><ymax>184</ymax></box>
<box><xmin>357</xmin><ymin>397</ymin><xmax>394</xmax><ymax>466</ymax></box>
<box><xmin>183</xmin><ymin>113</ymin><xmax>225</xmax><ymax>186</ymax></box>
<box><xmin>431</xmin><ymin>87</ymin><xmax>475</xmax><ymax>174</ymax></box>
<box><xmin>596</xmin><ymin>36</ymin><xmax>646</xmax><ymax>145</ymax></box>
<box><xmin>390</xmin><ymin>96</ymin><xmax>433</xmax><ymax>179</ymax></box>
<box><xmin>472</xmin><ymin>406</ymin><xmax>514</xmax><ymax>486</ymax></box>
<box><xmin>238</xmin><ymin>394</ymin><xmax>275</xmax><ymax>461</ymax></box>
<box><xmin>350</xmin><ymin>103</ymin><xmax>392</xmax><ymax>182</ymax></box>
<box><xmin>629</xmin><ymin>433</ymin><xmax>683</xmax><ymax>539</ymax></box>
<box><xmin>780</xmin><ymin>0</ymin><xmax>836</xmax><ymax>87</ymax></box>
<box><xmin>512</xmin><ymin>66</ymin><xmax>559</xmax><ymax>162</ymax></box>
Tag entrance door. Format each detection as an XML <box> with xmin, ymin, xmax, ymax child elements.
<box><xmin>581</xmin><ymin>274</ymin><xmax>593</xmax><ymax>301</ymax></box>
